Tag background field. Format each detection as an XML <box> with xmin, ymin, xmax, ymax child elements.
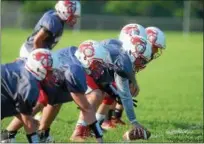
<box><xmin>1</xmin><ymin>29</ymin><xmax>203</xmax><ymax>143</ymax></box>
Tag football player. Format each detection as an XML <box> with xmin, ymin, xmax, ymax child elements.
<box><xmin>19</xmin><ymin>0</ymin><xmax>81</xmax><ymax>57</ymax></box>
<box><xmin>1</xmin><ymin>49</ymin><xmax>53</xmax><ymax>143</ymax></box>
<box><xmin>103</xmin><ymin>25</ymin><xmax>166</xmax><ymax>130</ymax></box>
<box><xmin>71</xmin><ymin>35</ymin><xmax>152</xmax><ymax>141</ymax></box>
<box><xmin>1</xmin><ymin>41</ymin><xmax>112</xmax><ymax>143</ymax></box>
<box><xmin>98</xmin><ymin>23</ymin><xmax>147</xmax><ymax>129</ymax></box>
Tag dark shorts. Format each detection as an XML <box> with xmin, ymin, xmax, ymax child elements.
<box><xmin>1</xmin><ymin>94</ymin><xmax>17</xmax><ymax>119</ymax></box>
<box><xmin>39</xmin><ymin>84</ymin><xmax>73</xmax><ymax>106</ymax></box>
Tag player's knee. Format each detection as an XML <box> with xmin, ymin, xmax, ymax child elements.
<box><xmin>86</xmin><ymin>89</ymin><xmax>103</xmax><ymax>107</ymax></box>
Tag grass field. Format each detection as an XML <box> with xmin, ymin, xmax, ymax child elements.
<box><xmin>1</xmin><ymin>28</ymin><xmax>203</xmax><ymax>143</ymax></box>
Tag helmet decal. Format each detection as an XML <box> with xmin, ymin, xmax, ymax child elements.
<box><xmin>32</xmin><ymin>51</ymin><xmax>53</xmax><ymax>69</ymax></box>
<box><xmin>79</xmin><ymin>42</ymin><xmax>95</xmax><ymax>60</ymax></box>
<box><xmin>130</xmin><ymin>36</ymin><xmax>147</xmax><ymax>56</ymax></box>
<box><xmin>146</xmin><ymin>29</ymin><xmax>158</xmax><ymax>44</ymax></box>
<box><xmin>64</xmin><ymin>0</ymin><xmax>76</xmax><ymax>14</ymax></box>
<box><xmin>123</xmin><ymin>25</ymin><xmax>140</xmax><ymax>36</ymax></box>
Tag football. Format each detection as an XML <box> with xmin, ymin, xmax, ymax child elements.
<box><xmin>123</xmin><ymin>128</ymin><xmax>151</xmax><ymax>141</ymax></box>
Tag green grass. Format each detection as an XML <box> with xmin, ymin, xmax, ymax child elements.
<box><xmin>1</xmin><ymin>28</ymin><xmax>203</xmax><ymax>143</ymax></box>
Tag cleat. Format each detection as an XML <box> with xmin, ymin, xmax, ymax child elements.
<box><xmin>70</xmin><ymin>125</ymin><xmax>90</xmax><ymax>142</ymax></box>
<box><xmin>101</xmin><ymin>120</ymin><xmax>116</xmax><ymax>130</ymax></box>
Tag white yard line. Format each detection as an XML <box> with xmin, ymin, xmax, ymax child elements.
<box><xmin>166</xmin><ymin>129</ymin><xmax>193</xmax><ymax>135</ymax></box>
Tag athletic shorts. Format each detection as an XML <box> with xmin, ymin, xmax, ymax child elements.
<box><xmin>1</xmin><ymin>93</ymin><xmax>17</xmax><ymax>119</ymax></box>
<box><xmin>85</xmin><ymin>74</ymin><xmax>117</xmax><ymax>97</ymax></box>
<box><xmin>85</xmin><ymin>74</ymin><xmax>100</xmax><ymax>94</ymax></box>
<box><xmin>38</xmin><ymin>83</ymin><xmax>73</xmax><ymax>106</ymax></box>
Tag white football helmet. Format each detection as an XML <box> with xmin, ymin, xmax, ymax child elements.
<box><xmin>120</xmin><ymin>34</ymin><xmax>152</xmax><ymax>72</ymax></box>
<box><xmin>75</xmin><ymin>40</ymin><xmax>112</xmax><ymax>79</ymax></box>
<box><xmin>55</xmin><ymin>0</ymin><xmax>81</xmax><ymax>26</ymax></box>
<box><xmin>25</xmin><ymin>49</ymin><xmax>53</xmax><ymax>81</ymax></box>
<box><xmin>145</xmin><ymin>26</ymin><xmax>166</xmax><ymax>59</ymax></box>
<box><xmin>119</xmin><ymin>23</ymin><xmax>147</xmax><ymax>42</ymax></box>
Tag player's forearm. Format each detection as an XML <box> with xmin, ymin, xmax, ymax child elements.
<box><xmin>115</xmin><ymin>74</ymin><xmax>137</xmax><ymax>124</ymax></box>
<box><xmin>121</xmin><ymin>98</ymin><xmax>137</xmax><ymax>124</ymax></box>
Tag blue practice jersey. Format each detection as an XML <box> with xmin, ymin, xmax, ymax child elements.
<box><xmin>24</xmin><ymin>10</ymin><xmax>64</xmax><ymax>51</ymax></box>
<box><xmin>100</xmin><ymin>39</ymin><xmax>138</xmax><ymax>124</ymax></box>
<box><xmin>1</xmin><ymin>60</ymin><xmax>40</xmax><ymax>116</ymax></box>
<box><xmin>101</xmin><ymin>39</ymin><xmax>134</xmax><ymax>81</ymax></box>
<box><xmin>50</xmin><ymin>46</ymin><xmax>87</xmax><ymax>94</ymax></box>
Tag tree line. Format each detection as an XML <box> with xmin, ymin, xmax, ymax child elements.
<box><xmin>15</xmin><ymin>0</ymin><xmax>204</xmax><ymax>18</ymax></box>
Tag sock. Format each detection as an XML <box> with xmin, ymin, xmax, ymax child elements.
<box><xmin>107</xmin><ymin>109</ymin><xmax>114</xmax><ymax>120</ymax></box>
<box><xmin>114</xmin><ymin>109</ymin><xmax>123</xmax><ymax>119</ymax></box>
<box><xmin>38</xmin><ymin>128</ymin><xmax>50</xmax><ymax>139</ymax></box>
<box><xmin>95</xmin><ymin>113</ymin><xmax>106</xmax><ymax>125</ymax></box>
<box><xmin>6</xmin><ymin>130</ymin><xmax>17</xmax><ymax>138</ymax></box>
<box><xmin>77</xmin><ymin>119</ymin><xmax>88</xmax><ymax>126</ymax></box>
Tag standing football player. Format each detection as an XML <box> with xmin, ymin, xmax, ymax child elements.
<box><xmin>19</xmin><ymin>0</ymin><xmax>81</xmax><ymax>57</ymax></box>
<box><xmin>1</xmin><ymin>49</ymin><xmax>53</xmax><ymax>143</ymax></box>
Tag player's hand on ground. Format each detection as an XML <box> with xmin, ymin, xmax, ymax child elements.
<box><xmin>131</xmin><ymin>122</ymin><xmax>151</xmax><ymax>140</ymax></box>
<box><xmin>123</xmin><ymin>122</ymin><xmax>151</xmax><ymax>140</ymax></box>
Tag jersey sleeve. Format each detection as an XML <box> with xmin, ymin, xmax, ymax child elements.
<box><xmin>114</xmin><ymin>53</ymin><xmax>134</xmax><ymax>80</ymax></box>
<box><xmin>16</xmin><ymin>79</ymin><xmax>40</xmax><ymax>115</ymax></box>
<box><xmin>41</xmin><ymin>16</ymin><xmax>61</xmax><ymax>36</ymax></box>
<box><xmin>114</xmin><ymin>73</ymin><xmax>137</xmax><ymax>124</ymax></box>
<box><xmin>64</xmin><ymin>64</ymin><xmax>87</xmax><ymax>93</ymax></box>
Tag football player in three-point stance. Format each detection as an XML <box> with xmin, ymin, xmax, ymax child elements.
<box><xmin>1</xmin><ymin>41</ymin><xmax>113</xmax><ymax>143</ymax></box>
<box><xmin>1</xmin><ymin>49</ymin><xmax>53</xmax><ymax>143</ymax></box>
<box><xmin>71</xmin><ymin>33</ymin><xmax>153</xmax><ymax>141</ymax></box>
<box><xmin>100</xmin><ymin>24</ymin><xmax>166</xmax><ymax>137</ymax></box>
<box><xmin>97</xmin><ymin>23</ymin><xmax>148</xmax><ymax>130</ymax></box>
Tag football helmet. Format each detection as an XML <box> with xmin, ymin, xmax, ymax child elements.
<box><xmin>55</xmin><ymin>0</ymin><xmax>81</xmax><ymax>27</ymax></box>
<box><xmin>119</xmin><ymin>23</ymin><xmax>147</xmax><ymax>41</ymax></box>
<box><xmin>145</xmin><ymin>26</ymin><xmax>166</xmax><ymax>59</ymax></box>
<box><xmin>25</xmin><ymin>49</ymin><xmax>53</xmax><ymax>80</ymax></box>
<box><xmin>120</xmin><ymin>35</ymin><xmax>152</xmax><ymax>72</ymax></box>
<box><xmin>75</xmin><ymin>40</ymin><xmax>112</xmax><ymax>79</ymax></box>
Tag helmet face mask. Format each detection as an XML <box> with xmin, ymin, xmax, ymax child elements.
<box><xmin>75</xmin><ymin>40</ymin><xmax>112</xmax><ymax>80</ymax></box>
<box><xmin>151</xmin><ymin>46</ymin><xmax>162</xmax><ymax>60</ymax></box>
<box><xmin>134</xmin><ymin>55</ymin><xmax>148</xmax><ymax>72</ymax></box>
<box><xmin>89</xmin><ymin>60</ymin><xmax>106</xmax><ymax>80</ymax></box>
